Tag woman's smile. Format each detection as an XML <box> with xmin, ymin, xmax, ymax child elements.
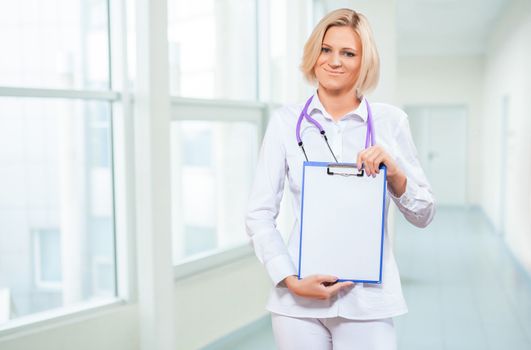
<box><xmin>324</xmin><ymin>69</ymin><xmax>344</xmax><ymax>75</ymax></box>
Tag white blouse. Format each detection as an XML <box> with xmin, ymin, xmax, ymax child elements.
<box><xmin>245</xmin><ymin>91</ymin><xmax>436</xmax><ymax>320</ymax></box>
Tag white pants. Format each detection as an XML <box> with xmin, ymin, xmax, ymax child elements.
<box><xmin>271</xmin><ymin>313</ymin><xmax>397</xmax><ymax>350</ymax></box>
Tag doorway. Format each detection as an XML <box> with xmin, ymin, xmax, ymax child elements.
<box><xmin>405</xmin><ymin>106</ymin><xmax>468</xmax><ymax>206</ymax></box>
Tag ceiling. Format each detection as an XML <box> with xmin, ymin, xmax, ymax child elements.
<box><xmin>320</xmin><ymin>0</ymin><xmax>512</xmax><ymax>56</ymax></box>
<box><xmin>397</xmin><ymin>0</ymin><xmax>511</xmax><ymax>56</ymax></box>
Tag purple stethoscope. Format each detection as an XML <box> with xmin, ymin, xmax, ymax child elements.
<box><xmin>296</xmin><ymin>95</ymin><xmax>375</xmax><ymax>163</ymax></box>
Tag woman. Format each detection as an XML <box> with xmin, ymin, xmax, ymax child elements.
<box><xmin>245</xmin><ymin>8</ymin><xmax>435</xmax><ymax>349</ymax></box>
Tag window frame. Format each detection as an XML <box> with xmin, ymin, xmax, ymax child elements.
<box><xmin>0</xmin><ymin>0</ymin><xmax>296</xmax><ymax>337</ymax></box>
<box><xmin>170</xmin><ymin>96</ymin><xmax>269</xmax><ymax>279</ymax></box>
<box><xmin>0</xmin><ymin>91</ymin><xmax>128</xmax><ymax>335</ymax></box>
<box><xmin>0</xmin><ymin>0</ymin><xmax>131</xmax><ymax>336</ymax></box>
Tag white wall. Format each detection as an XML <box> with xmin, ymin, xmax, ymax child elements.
<box><xmin>174</xmin><ymin>257</ymin><xmax>271</xmax><ymax>349</ymax></box>
<box><xmin>396</xmin><ymin>0</ymin><xmax>531</xmax><ymax>274</ymax></box>
<box><xmin>0</xmin><ymin>304</ymin><xmax>138</xmax><ymax>350</ymax></box>
<box><xmin>397</xmin><ymin>55</ymin><xmax>484</xmax><ymax>206</ymax></box>
<box><xmin>480</xmin><ymin>0</ymin><xmax>531</xmax><ymax>272</ymax></box>
<box><xmin>0</xmin><ymin>258</ymin><xmax>270</xmax><ymax>350</ymax></box>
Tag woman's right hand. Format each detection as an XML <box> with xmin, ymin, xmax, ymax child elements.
<box><xmin>283</xmin><ymin>275</ymin><xmax>354</xmax><ymax>300</ymax></box>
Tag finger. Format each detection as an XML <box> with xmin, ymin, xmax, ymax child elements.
<box><xmin>369</xmin><ymin>150</ymin><xmax>384</xmax><ymax>176</ymax></box>
<box><xmin>364</xmin><ymin>151</ymin><xmax>376</xmax><ymax>176</ymax></box>
<box><xmin>368</xmin><ymin>149</ymin><xmax>383</xmax><ymax>174</ymax></box>
<box><xmin>372</xmin><ymin>146</ymin><xmax>389</xmax><ymax>170</ymax></box>
<box><xmin>364</xmin><ymin>153</ymin><xmax>373</xmax><ymax>176</ymax></box>
<box><xmin>322</xmin><ymin>281</ymin><xmax>338</xmax><ymax>287</ymax></box>
<box><xmin>360</xmin><ymin>146</ymin><xmax>379</xmax><ymax>166</ymax></box>
<box><xmin>356</xmin><ymin>150</ymin><xmax>366</xmax><ymax>171</ymax></box>
<box><xmin>359</xmin><ymin>150</ymin><xmax>373</xmax><ymax>175</ymax></box>
<box><xmin>316</xmin><ymin>274</ymin><xmax>338</xmax><ymax>283</ymax></box>
<box><xmin>372</xmin><ymin>151</ymin><xmax>384</xmax><ymax>171</ymax></box>
<box><xmin>372</xmin><ymin>153</ymin><xmax>385</xmax><ymax>174</ymax></box>
<box><xmin>326</xmin><ymin>281</ymin><xmax>354</xmax><ymax>296</ymax></box>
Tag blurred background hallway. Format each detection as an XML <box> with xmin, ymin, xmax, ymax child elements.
<box><xmin>0</xmin><ymin>0</ymin><xmax>529</xmax><ymax>349</ymax></box>
<box><xmin>203</xmin><ymin>208</ymin><xmax>531</xmax><ymax>349</ymax></box>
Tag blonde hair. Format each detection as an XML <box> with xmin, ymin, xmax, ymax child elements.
<box><xmin>300</xmin><ymin>8</ymin><xmax>380</xmax><ymax>98</ymax></box>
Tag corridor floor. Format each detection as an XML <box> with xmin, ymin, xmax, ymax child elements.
<box><xmin>204</xmin><ymin>207</ymin><xmax>531</xmax><ymax>350</ymax></box>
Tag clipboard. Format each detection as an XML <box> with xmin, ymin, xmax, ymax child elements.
<box><xmin>297</xmin><ymin>161</ymin><xmax>387</xmax><ymax>283</ymax></box>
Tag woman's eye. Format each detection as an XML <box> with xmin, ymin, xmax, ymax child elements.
<box><xmin>343</xmin><ymin>52</ymin><xmax>355</xmax><ymax>57</ymax></box>
<box><xmin>321</xmin><ymin>47</ymin><xmax>331</xmax><ymax>53</ymax></box>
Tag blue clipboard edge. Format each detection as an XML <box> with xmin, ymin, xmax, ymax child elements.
<box><xmin>297</xmin><ymin>161</ymin><xmax>387</xmax><ymax>284</ymax></box>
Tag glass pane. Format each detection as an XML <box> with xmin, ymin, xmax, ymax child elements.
<box><xmin>167</xmin><ymin>0</ymin><xmax>257</xmax><ymax>100</ymax></box>
<box><xmin>35</xmin><ymin>229</ymin><xmax>62</xmax><ymax>283</ymax></box>
<box><xmin>171</xmin><ymin>120</ymin><xmax>258</xmax><ymax>262</ymax></box>
<box><xmin>184</xmin><ymin>225</ymin><xmax>217</xmax><ymax>256</ymax></box>
<box><xmin>0</xmin><ymin>97</ymin><xmax>116</xmax><ymax>325</ymax></box>
<box><xmin>0</xmin><ymin>0</ymin><xmax>110</xmax><ymax>89</ymax></box>
<box><xmin>270</xmin><ymin>0</ymin><xmax>288</xmax><ymax>103</ymax></box>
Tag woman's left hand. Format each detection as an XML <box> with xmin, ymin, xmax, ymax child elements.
<box><xmin>357</xmin><ymin>145</ymin><xmax>407</xmax><ymax>196</ymax></box>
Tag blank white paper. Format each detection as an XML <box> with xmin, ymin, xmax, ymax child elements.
<box><xmin>298</xmin><ymin>162</ymin><xmax>386</xmax><ymax>282</ymax></box>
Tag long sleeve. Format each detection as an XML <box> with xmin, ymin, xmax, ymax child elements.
<box><xmin>245</xmin><ymin>111</ymin><xmax>298</xmax><ymax>286</ymax></box>
<box><xmin>388</xmin><ymin>115</ymin><xmax>436</xmax><ymax>228</ymax></box>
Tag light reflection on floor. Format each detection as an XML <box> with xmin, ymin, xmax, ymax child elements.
<box><xmin>204</xmin><ymin>207</ymin><xmax>531</xmax><ymax>350</ymax></box>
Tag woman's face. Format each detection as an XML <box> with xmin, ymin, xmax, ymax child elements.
<box><xmin>314</xmin><ymin>26</ymin><xmax>362</xmax><ymax>94</ymax></box>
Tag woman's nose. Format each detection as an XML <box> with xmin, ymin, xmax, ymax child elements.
<box><xmin>328</xmin><ymin>53</ymin><xmax>341</xmax><ymax>68</ymax></box>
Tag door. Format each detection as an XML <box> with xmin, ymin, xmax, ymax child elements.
<box><xmin>406</xmin><ymin>106</ymin><xmax>468</xmax><ymax>206</ymax></box>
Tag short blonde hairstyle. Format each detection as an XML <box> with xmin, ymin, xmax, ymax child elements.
<box><xmin>300</xmin><ymin>8</ymin><xmax>380</xmax><ymax>98</ymax></box>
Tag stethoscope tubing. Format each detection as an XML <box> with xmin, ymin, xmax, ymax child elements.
<box><xmin>295</xmin><ymin>95</ymin><xmax>375</xmax><ymax>162</ymax></box>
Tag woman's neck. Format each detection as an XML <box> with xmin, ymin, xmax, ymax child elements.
<box><xmin>317</xmin><ymin>85</ymin><xmax>361</xmax><ymax>122</ymax></box>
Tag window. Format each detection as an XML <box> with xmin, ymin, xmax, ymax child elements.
<box><xmin>266</xmin><ymin>0</ymin><xmax>316</xmax><ymax>104</ymax></box>
<box><xmin>269</xmin><ymin>0</ymin><xmax>288</xmax><ymax>103</ymax></box>
<box><xmin>0</xmin><ymin>98</ymin><xmax>116</xmax><ymax>324</ymax></box>
<box><xmin>184</xmin><ymin>225</ymin><xmax>217</xmax><ymax>256</ymax></box>
<box><xmin>167</xmin><ymin>0</ymin><xmax>258</xmax><ymax>100</ymax></box>
<box><xmin>0</xmin><ymin>0</ymin><xmax>117</xmax><ymax>328</ymax></box>
<box><xmin>171</xmin><ymin>116</ymin><xmax>260</xmax><ymax>263</ymax></box>
<box><xmin>0</xmin><ymin>0</ymin><xmax>110</xmax><ymax>90</ymax></box>
<box><xmin>0</xmin><ymin>289</ymin><xmax>11</xmax><ymax>324</ymax></box>
<box><xmin>33</xmin><ymin>229</ymin><xmax>62</xmax><ymax>290</ymax></box>
<box><xmin>167</xmin><ymin>0</ymin><xmax>264</xmax><ymax>265</ymax></box>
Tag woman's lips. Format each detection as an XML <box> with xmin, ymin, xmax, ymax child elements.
<box><xmin>324</xmin><ymin>69</ymin><xmax>344</xmax><ymax>75</ymax></box>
